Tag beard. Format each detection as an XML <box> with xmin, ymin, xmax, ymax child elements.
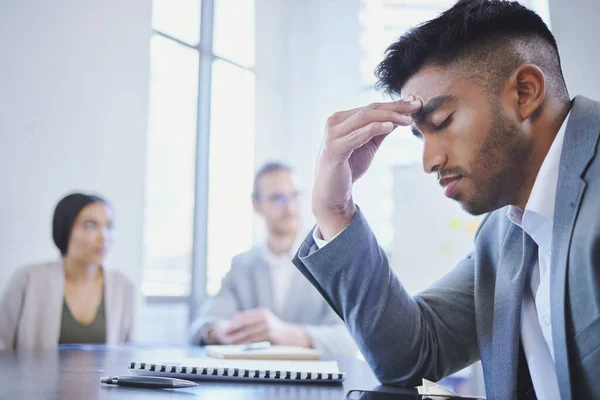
<box><xmin>270</xmin><ymin>215</ymin><xmax>300</xmax><ymax>236</ymax></box>
<box><xmin>457</xmin><ymin>105</ymin><xmax>531</xmax><ymax>216</ymax></box>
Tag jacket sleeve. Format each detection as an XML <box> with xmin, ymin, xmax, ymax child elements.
<box><xmin>292</xmin><ymin>208</ymin><xmax>480</xmax><ymax>387</ymax></box>
<box><xmin>0</xmin><ymin>267</ymin><xmax>29</xmax><ymax>350</ymax></box>
<box><xmin>303</xmin><ymin>316</ymin><xmax>358</xmax><ymax>357</ymax></box>
<box><xmin>123</xmin><ymin>277</ymin><xmax>136</xmax><ymax>343</ymax></box>
<box><xmin>188</xmin><ymin>263</ymin><xmax>242</xmax><ymax>344</ymax></box>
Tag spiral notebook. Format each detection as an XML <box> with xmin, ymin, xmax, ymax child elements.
<box><xmin>128</xmin><ymin>358</ymin><xmax>345</xmax><ymax>384</ymax></box>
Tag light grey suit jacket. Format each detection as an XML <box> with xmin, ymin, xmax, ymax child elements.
<box><xmin>189</xmin><ymin>246</ymin><xmax>356</xmax><ymax>357</ymax></box>
<box><xmin>293</xmin><ymin>96</ymin><xmax>600</xmax><ymax>399</ymax></box>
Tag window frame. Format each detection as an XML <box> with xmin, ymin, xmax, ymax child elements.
<box><xmin>145</xmin><ymin>0</ymin><xmax>256</xmax><ymax>322</ymax></box>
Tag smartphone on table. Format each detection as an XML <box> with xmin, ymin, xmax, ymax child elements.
<box><xmin>346</xmin><ymin>390</ymin><xmax>486</xmax><ymax>400</ymax></box>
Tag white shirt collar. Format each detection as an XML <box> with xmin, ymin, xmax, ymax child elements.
<box><xmin>507</xmin><ymin>110</ymin><xmax>571</xmax><ymax>235</ymax></box>
<box><xmin>262</xmin><ymin>239</ymin><xmax>300</xmax><ymax>268</ymax></box>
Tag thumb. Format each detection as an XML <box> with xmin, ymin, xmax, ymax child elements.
<box><xmin>371</xmin><ymin>132</ymin><xmax>391</xmax><ymax>149</ymax></box>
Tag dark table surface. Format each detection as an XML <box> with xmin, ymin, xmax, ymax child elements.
<box><xmin>0</xmin><ymin>345</ymin><xmax>419</xmax><ymax>400</ymax></box>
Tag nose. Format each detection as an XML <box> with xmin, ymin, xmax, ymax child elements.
<box><xmin>98</xmin><ymin>227</ymin><xmax>110</xmax><ymax>246</ymax></box>
<box><xmin>281</xmin><ymin>193</ymin><xmax>300</xmax><ymax>210</ymax></box>
<box><xmin>422</xmin><ymin>136</ymin><xmax>448</xmax><ymax>175</ymax></box>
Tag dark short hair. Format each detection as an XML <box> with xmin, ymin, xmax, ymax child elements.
<box><xmin>252</xmin><ymin>162</ymin><xmax>293</xmax><ymax>200</ymax></box>
<box><xmin>375</xmin><ymin>0</ymin><xmax>569</xmax><ymax>103</ymax></box>
<box><xmin>52</xmin><ymin>192</ymin><xmax>108</xmax><ymax>256</ymax></box>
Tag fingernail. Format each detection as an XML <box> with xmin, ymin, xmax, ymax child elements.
<box><xmin>404</xmin><ymin>95</ymin><xmax>415</xmax><ymax>102</ymax></box>
<box><xmin>382</xmin><ymin>121</ymin><xmax>394</xmax><ymax>131</ymax></box>
<box><xmin>410</xmin><ymin>99</ymin><xmax>421</xmax><ymax>106</ymax></box>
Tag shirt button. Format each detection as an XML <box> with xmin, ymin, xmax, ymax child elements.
<box><xmin>542</xmin><ymin>315</ymin><xmax>551</xmax><ymax>327</ymax></box>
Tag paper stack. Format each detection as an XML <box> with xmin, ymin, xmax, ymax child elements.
<box><xmin>416</xmin><ymin>379</ymin><xmax>459</xmax><ymax>399</ymax></box>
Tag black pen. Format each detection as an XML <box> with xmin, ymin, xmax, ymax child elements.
<box><xmin>101</xmin><ymin>376</ymin><xmax>198</xmax><ymax>389</ymax></box>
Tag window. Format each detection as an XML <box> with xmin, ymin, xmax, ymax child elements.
<box><xmin>143</xmin><ymin>35</ymin><xmax>199</xmax><ymax>297</ymax></box>
<box><xmin>143</xmin><ymin>0</ymin><xmax>256</xmax><ymax>303</ymax></box>
<box><xmin>206</xmin><ymin>60</ymin><xmax>255</xmax><ymax>296</ymax></box>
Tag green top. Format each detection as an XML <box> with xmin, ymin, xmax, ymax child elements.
<box><xmin>58</xmin><ymin>296</ymin><xmax>107</xmax><ymax>344</ymax></box>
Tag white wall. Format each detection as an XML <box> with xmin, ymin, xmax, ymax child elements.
<box><xmin>549</xmin><ymin>0</ymin><xmax>600</xmax><ymax>100</ymax></box>
<box><xmin>253</xmin><ymin>0</ymin><xmax>288</xmax><ymax>242</ymax></box>
<box><xmin>0</xmin><ymin>0</ymin><xmax>152</xmax><ymax>316</ymax></box>
<box><xmin>255</xmin><ymin>0</ymin><xmax>288</xmax><ymax>168</ymax></box>
<box><xmin>254</xmin><ymin>0</ymin><xmax>363</xmax><ymax>237</ymax></box>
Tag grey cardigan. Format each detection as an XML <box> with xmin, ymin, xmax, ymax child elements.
<box><xmin>189</xmin><ymin>246</ymin><xmax>357</xmax><ymax>357</ymax></box>
<box><xmin>0</xmin><ymin>261</ymin><xmax>135</xmax><ymax>349</ymax></box>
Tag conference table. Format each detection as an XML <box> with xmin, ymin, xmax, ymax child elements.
<box><xmin>0</xmin><ymin>345</ymin><xmax>420</xmax><ymax>399</ymax></box>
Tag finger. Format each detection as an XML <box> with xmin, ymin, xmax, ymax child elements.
<box><xmin>326</xmin><ymin>98</ymin><xmax>420</xmax><ymax>126</ymax></box>
<box><xmin>227</xmin><ymin>313</ymin><xmax>245</xmax><ymax>332</ymax></box>
<box><xmin>330</xmin><ymin>109</ymin><xmax>412</xmax><ymax>139</ymax></box>
<box><xmin>218</xmin><ymin>333</ymin><xmax>240</xmax><ymax>345</ymax></box>
<box><xmin>234</xmin><ymin>331</ymin><xmax>270</xmax><ymax>345</ymax></box>
<box><xmin>344</xmin><ymin>120</ymin><xmax>407</xmax><ymax>151</ymax></box>
<box><xmin>225</xmin><ymin>324</ymin><xmax>245</xmax><ymax>336</ymax></box>
<box><xmin>229</xmin><ymin>323</ymin><xmax>268</xmax><ymax>344</ymax></box>
<box><xmin>371</xmin><ymin>131</ymin><xmax>392</xmax><ymax>149</ymax></box>
<box><xmin>229</xmin><ymin>309</ymin><xmax>265</xmax><ymax>330</ymax></box>
<box><xmin>235</xmin><ymin>309</ymin><xmax>269</xmax><ymax>326</ymax></box>
<box><xmin>225</xmin><ymin>313</ymin><xmax>265</xmax><ymax>335</ymax></box>
<box><xmin>340</xmin><ymin>98</ymin><xmax>419</xmax><ymax>118</ymax></box>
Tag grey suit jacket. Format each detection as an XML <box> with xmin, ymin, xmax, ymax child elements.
<box><xmin>189</xmin><ymin>246</ymin><xmax>356</xmax><ymax>357</ymax></box>
<box><xmin>293</xmin><ymin>96</ymin><xmax>600</xmax><ymax>399</ymax></box>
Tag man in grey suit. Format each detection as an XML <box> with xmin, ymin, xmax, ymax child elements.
<box><xmin>190</xmin><ymin>162</ymin><xmax>356</xmax><ymax>357</ymax></box>
<box><xmin>292</xmin><ymin>1</ymin><xmax>599</xmax><ymax>399</ymax></box>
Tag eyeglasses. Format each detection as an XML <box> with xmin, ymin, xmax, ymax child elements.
<box><xmin>262</xmin><ymin>192</ymin><xmax>301</xmax><ymax>207</ymax></box>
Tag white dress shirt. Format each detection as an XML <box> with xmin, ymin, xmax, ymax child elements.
<box><xmin>314</xmin><ymin>112</ymin><xmax>571</xmax><ymax>398</ymax></box>
<box><xmin>262</xmin><ymin>243</ymin><xmax>297</xmax><ymax>315</ymax></box>
<box><xmin>506</xmin><ymin>111</ymin><xmax>570</xmax><ymax>400</ymax></box>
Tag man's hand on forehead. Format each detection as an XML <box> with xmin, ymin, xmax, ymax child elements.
<box><xmin>381</xmin><ymin>96</ymin><xmax>423</xmax><ymax>113</ymax></box>
<box><xmin>394</xmin><ymin>96</ymin><xmax>423</xmax><ymax>120</ymax></box>
<box><xmin>332</xmin><ymin>96</ymin><xmax>422</xmax><ymax>120</ymax></box>
<box><xmin>312</xmin><ymin>95</ymin><xmax>422</xmax><ymax>240</ymax></box>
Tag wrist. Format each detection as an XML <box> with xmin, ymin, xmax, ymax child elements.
<box><xmin>313</xmin><ymin>202</ymin><xmax>357</xmax><ymax>241</ymax></box>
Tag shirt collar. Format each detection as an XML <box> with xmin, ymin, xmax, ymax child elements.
<box><xmin>507</xmin><ymin>109</ymin><xmax>571</xmax><ymax>229</ymax></box>
<box><xmin>262</xmin><ymin>239</ymin><xmax>299</xmax><ymax>267</ymax></box>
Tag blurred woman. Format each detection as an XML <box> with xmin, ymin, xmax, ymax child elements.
<box><xmin>0</xmin><ymin>193</ymin><xmax>134</xmax><ymax>349</ymax></box>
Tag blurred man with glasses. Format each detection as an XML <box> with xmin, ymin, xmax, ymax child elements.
<box><xmin>189</xmin><ymin>162</ymin><xmax>356</xmax><ymax>356</ymax></box>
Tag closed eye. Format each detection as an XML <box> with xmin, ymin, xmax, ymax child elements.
<box><xmin>433</xmin><ymin>115</ymin><xmax>453</xmax><ymax>132</ymax></box>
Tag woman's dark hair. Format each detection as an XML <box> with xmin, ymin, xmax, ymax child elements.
<box><xmin>52</xmin><ymin>193</ymin><xmax>108</xmax><ymax>256</ymax></box>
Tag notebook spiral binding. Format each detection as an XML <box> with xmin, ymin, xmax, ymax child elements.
<box><xmin>128</xmin><ymin>362</ymin><xmax>345</xmax><ymax>382</ymax></box>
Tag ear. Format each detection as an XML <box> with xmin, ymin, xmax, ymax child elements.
<box><xmin>513</xmin><ymin>64</ymin><xmax>546</xmax><ymax>120</ymax></box>
<box><xmin>252</xmin><ymin>198</ymin><xmax>262</xmax><ymax>214</ymax></box>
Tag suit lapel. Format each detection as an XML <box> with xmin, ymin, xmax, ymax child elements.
<box><xmin>282</xmin><ymin>268</ymin><xmax>309</xmax><ymax>321</ymax></box>
<box><xmin>550</xmin><ymin>96</ymin><xmax>600</xmax><ymax>400</ymax></box>
<box><xmin>491</xmin><ymin>225</ymin><xmax>537</xmax><ymax>400</ymax></box>
<box><xmin>252</xmin><ymin>250</ymin><xmax>276</xmax><ymax>311</ymax></box>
